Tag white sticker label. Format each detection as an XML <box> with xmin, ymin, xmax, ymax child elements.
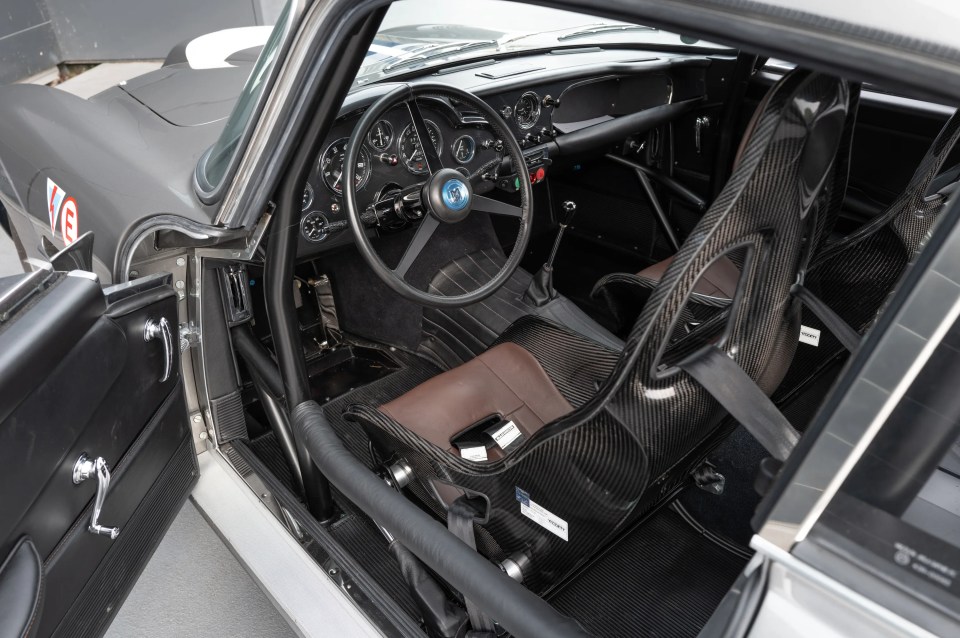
<box><xmin>799</xmin><ymin>325</ymin><xmax>821</xmax><ymax>347</ymax></box>
<box><xmin>516</xmin><ymin>488</ymin><xmax>568</xmax><ymax>541</ymax></box>
<box><xmin>460</xmin><ymin>446</ymin><xmax>488</xmax><ymax>462</ymax></box>
<box><xmin>491</xmin><ymin>421</ymin><xmax>521</xmax><ymax>449</ymax></box>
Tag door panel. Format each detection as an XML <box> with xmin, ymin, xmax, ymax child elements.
<box><xmin>0</xmin><ymin>537</ymin><xmax>42</xmax><ymax>638</ymax></box>
<box><xmin>0</xmin><ymin>269</ymin><xmax>196</xmax><ymax>637</ymax></box>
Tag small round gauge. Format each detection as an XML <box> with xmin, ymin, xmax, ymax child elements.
<box><xmin>301</xmin><ymin>211</ymin><xmax>328</xmax><ymax>243</ymax></box>
<box><xmin>302</xmin><ymin>183</ymin><xmax>314</xmax><ymax>211</ymax></box>
<box><xmin>451</xmin><ymin>135</ymin><xmax>476</xmax><ymax>164</ymax></box>
<box><xmin>515</xmin><ymin>92</ymin><xmax>541</xmax><ymax>130</ymax></box>
<box><xmin>367</xmin><ymin>120</ymin><xmax>394</xmax><ymax>151</ymax></box>
<box><xmin>397</xmin><ymin>120</ymin><xmax>443</xmax><ymax>175</ymax></box>
<box><xmin>319</xmin><ymin>138</ymin><xmax>371</xmax><ymax>195</ymax></box>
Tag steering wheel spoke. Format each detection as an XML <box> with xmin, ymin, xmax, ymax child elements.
<box><xmin>406</xmin><ymin>99</ymin><xmax>445</xmax><ymax>174</ymax></box>
<box><xmin>344</xmin><ymin>83</ymin><xmax>532</xmax><ymax>307</ymax></box>
<box><xmin>472</xmin><ymin>195</ymin><xmax>522</xmax><ymax>218</ymax></box>
<box><xmin>393</xmin><ymin>214</ymin><xmax>440</xmax><ymax>279</ymax></box>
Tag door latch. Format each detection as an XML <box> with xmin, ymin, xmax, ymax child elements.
<box><xmin>144</xmin><ymin>316</ymin><xmax>173</xmax><ymax>382</ymax></box>
<box><xmin>695</xmin><ymin>116</ymin><xmax>711</xmax><ymax>154</ymax></box>
<box><xmin>73</xmin><ymin>454</ymin><xmax>120</xmax><ymax>539</ymax></box>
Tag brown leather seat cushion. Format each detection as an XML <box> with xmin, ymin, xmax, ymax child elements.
<box><xmin>637</xmin><ymin>254</ymin><xmax>740</xmax><ymax>299</ymax></box>
<box><xmin>380</xmin><ymin>343</ymin><xmax>572</xmax><ymax>459</ymax></box>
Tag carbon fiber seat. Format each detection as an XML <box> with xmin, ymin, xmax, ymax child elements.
<box><xmin>346</xmin><ymin>70</ymin><xmax>851</xmax><ymax>593</ymax></box>
<box><xmin>592</xmin><ymin>84</ymin><xmax>862</xmax><ymax>335</ymax></box>
<box><xmin>772</xmin><ymin>107</ymin><xmax>960</xmax><ymax>414</ymax></box>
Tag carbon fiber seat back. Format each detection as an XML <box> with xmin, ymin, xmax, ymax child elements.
<box><xmin>772</xmin><ymin>106</ymin><xmax>960</xmax><ymax>414</ymax></box>
<box><xmin>346</xmin><ymin>70</ymin><xmax>851</xmax><ymax>593</ymax></box>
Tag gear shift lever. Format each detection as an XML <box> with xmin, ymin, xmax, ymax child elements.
<box><xmin>523</xmin><ymin>200</ymin><xmax>577</xmax><ymax>307</ymax></box>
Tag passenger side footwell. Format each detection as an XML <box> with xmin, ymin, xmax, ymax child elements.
<box><xmin>548</xmin><ymin>508</ymin><xmax>749</xmax><ymax>638</ymax></box>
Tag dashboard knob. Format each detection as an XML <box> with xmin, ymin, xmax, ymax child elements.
<box><xmin>524</xmin><ymin>133</ymin><xmax>542</xmax><ymax>145</ymax></box>
<box><xmin>540</xmin><ymin>127</ymin><xmax>555</xmax><ymax>139</ymax></box>
<box><xmin>542</xmin><ymin>95</ymin><xmax>560</xmax><ymax>108</ymax></box>
<box><xmin>377</xmin><ymin>153</ymin><xmax>399</xmax><ymax>166</ymax></box>
<box><xmin>482</xmin><ymin>138</ymin><xmax>504</xmax><ymax>152</ymax></box>
<box><xmin>361</xmin><ymin>206</ymin><xmax>379</xmax><ymax>226</ymax></box>
<box><xmin>500</xmin><ymin>106</ymin><xmax>513</xmax><ymax>119</ymax></box>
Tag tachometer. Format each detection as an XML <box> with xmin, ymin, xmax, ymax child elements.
<box><xmin>515</xmin><ymin>92</ymin><xmax>541</xmax><ymax>129</ymax></box>
<box><xmin>452</xmin><ymin>135</ymin><xmax>476</xmax><ymax>164</ymax></box>
<box><xmin>398</xmin><ymin>120</ymin><xmax>443</xmax><ymax>175</ymax></box>
<box><xmin>319</xmin><ymin>138</ymin><xmax>371</xmax><ymax>195</ymax></box>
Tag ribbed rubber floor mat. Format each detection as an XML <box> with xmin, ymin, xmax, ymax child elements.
<box><xmin>246</xmin><ymin>353</ymin><xmax>440</xmax><ymax>625</ymax></box>
<box><xmin>549</xmin><ymin>509</ymin><xmax>747</xmax><ymax>638</ymax></box>
<box><xmin>327</xmin><ymin>509</ymin><xmax>422</xmax><ymax>620</ymax></box>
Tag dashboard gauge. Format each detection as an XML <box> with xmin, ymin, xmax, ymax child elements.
<box><xmin>515</xmin><ymin>92</ymin><xmax>541</xmax><ymax>129</ymax></box>
<box><xmin>302</xmin><ymin>183</ymin><xmax>314</xmax><ymax>210</ymax></box>
<box><xmin>452</xmin><ymin>135</ymin><xmax>476</xmax><ymax>164</ymax></box>
<box><xmin>301</xmin><ymin>211</ymin><xmax>328</xmax><ymax>243</ymax></box>
<box><xmin>397</xmin><ymin>120</ymin><xmax>443</xmax><ymax>175</ymax></box>
<box><xmin>319</xmin><ymin>138</ymin><xmax>371</xmax><ymax>195</ymax></box>
<box><xmin>367</xmin><ymin>120</ymin><xmax>394</xmax><ymax>151</ymax></box>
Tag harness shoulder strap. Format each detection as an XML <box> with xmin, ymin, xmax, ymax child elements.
<box><xmin>680</xmin><ymin>346</ymin><xmax>800</xmax><ymax>461</ymax></box>
<box><xmin>791</xmin><ymin>283</ymin><xmax>861</xmax><ymax>352</ymax></box>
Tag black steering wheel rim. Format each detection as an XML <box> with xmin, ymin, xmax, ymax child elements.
<box><xmin>343</xmin><ymin>83</ymin><xmax>534</xmax><ymax>308</ymax></box>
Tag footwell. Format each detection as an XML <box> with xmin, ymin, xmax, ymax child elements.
<box><xmin>549</xmin><ymin>507</ymin><xmax>749</xmax><ymax>637</ymax></box>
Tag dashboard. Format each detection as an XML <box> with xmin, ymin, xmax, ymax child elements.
<box><xmin>296</xmin><ymin>48</ymin><xmax>716</xmax><ymax>255</ymax></box>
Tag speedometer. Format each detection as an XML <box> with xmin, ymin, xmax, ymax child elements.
<box><xmin>319</xmin><ymin>138</ymin><xmax>371</xmax><ymax>195</ymax></box>
<box><xmin>397</xmin><ymin>120</ymin><xmax>443</xmax><ymax>175</ymax></box>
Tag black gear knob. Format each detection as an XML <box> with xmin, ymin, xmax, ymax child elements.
<box><xmin>561</xmin><ymin>200</ymin><xmax>577</xmax><ymax>225</ymax></box>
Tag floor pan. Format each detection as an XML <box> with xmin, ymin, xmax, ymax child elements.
<box><xmin>548</xmin><ymin>508</ymin><xmax>749</xmax><ymax>638</ymax></box>
<box><xmin>247</xmin><ymin>348</ymin><xmax>441</xmax><ymax>624</ymax></box>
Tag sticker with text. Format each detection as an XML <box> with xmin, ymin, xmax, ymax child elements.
<box><xmin>515</xmin><ymin>487</ymin><xmax>568</xmax><ymax>541</ymax></box>
<box><xmin>46</xmin><ymin>178</ymin><xmax>78</xmax><ymax>245</ymax></box>
<box><xmin>799</xmin><ymin>325</ymin><xmax>821</xmax><ymax>347</ymax></box>
<box><xmin>460</xmin><ymin>446</ymin><xmax>488</xmax><ymax>462</ymax></box>
<box><xmin>492</xmin><ymin>421</ymin><xmax>521</xmax><ymax>449</ymax></box>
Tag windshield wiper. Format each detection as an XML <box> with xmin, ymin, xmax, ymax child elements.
<box><xmin>557</xmin><ymin>24</ymin><xmax>657</xmax><ymax>41</ymax></box>
<box><xmin>382</xmin><ymin>40</ymin><xmax>499</xmax><ymax>73</ymax></box>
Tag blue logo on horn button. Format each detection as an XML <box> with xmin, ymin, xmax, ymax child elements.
<box><xmin>441</xmin><ymin>179</ymin><xmax>470</xmax><ymax>211</ymax></box>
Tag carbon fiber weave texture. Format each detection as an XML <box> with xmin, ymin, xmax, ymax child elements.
<box><xmin>346</xmin><ymin>70</ymin><xmax>851</xmax><ymax>593</ymax></box>
<box><xmin>592</xmin><ymin>85</ymin><xmax>862</xmax><ymax>333</ymax></box>
<box><xmin>773</xmin><ymin>104</ymin><xmax>960</xmax><ymax>408</ymax></box>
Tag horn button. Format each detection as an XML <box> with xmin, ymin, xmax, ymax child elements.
<box><xmin>424</xmin><ymin>168</ymin><xmax>473</xmax><ymax>223</ymax></box>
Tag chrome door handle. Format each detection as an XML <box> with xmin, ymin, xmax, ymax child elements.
<box><xmin>144</xmin><ymin>316</ymin><xmax>173</xmax><ymax>382</ymax></box>
<box><xmin>73</xmin><ymin>454</ymin><xmax>120</xmax><ymax>539</ymax></box>
<box><xmin>695</xmin><ymin>115</ymin><xmax>711</xmax><ymax>154</ymax></box>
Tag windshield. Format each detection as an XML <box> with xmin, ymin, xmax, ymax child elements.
<box><xmin>199</xmin><ymin>0</ymin><xmax>730</xmax><ymax>196</ymax></box>
<box><xmin>356</xmin><ymin>0</ymin><xmax>729</xmax><ymax>85</ymax></box>
<box><xmin>198</xmin><ymin>0</ymin><xmax>296</xmax><ymax>195</ymax></box>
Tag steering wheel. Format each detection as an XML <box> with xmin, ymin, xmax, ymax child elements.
<box><xmin>343</xmin><ymin>83</ymin><xmax>534</xmax><ymax>308</ymax></box>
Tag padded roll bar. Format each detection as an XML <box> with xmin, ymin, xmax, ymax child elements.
<box><xmin>292</xmin><ymin>400</ymin><xmax>592</xmax><ymax>638</ymax></box>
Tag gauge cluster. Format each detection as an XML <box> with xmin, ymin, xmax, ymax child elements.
<box><xmin>297</xmin><ymin>77</ymin><xmax>596</xmax><ymax>253</ymax></box>
<box><xmin>298</xmin><ymin>103</ymin><xmax>503</xmax><ymax>251</ymax></box>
